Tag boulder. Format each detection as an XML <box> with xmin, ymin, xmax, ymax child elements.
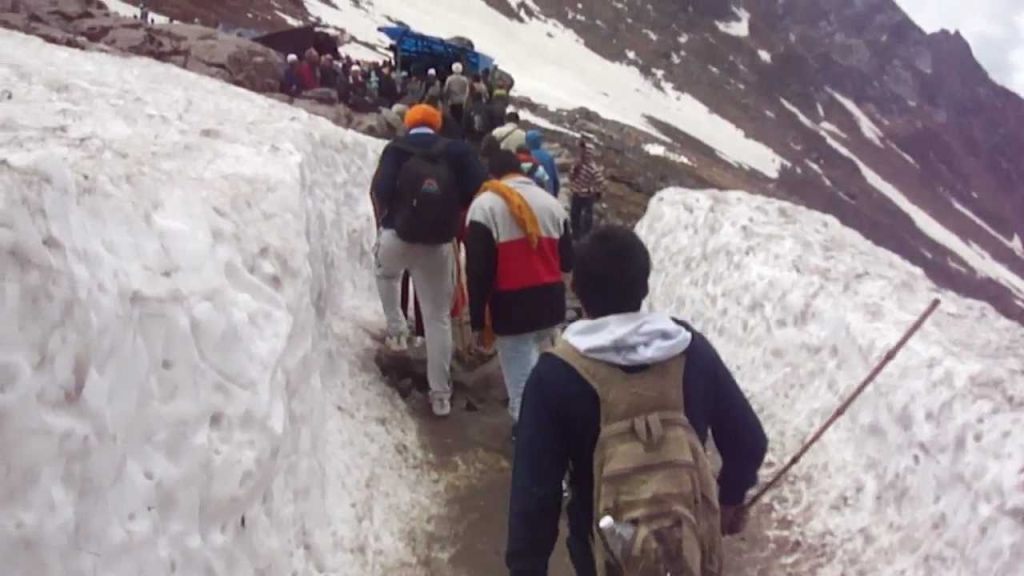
<box><xmin>1</xmin><ymin>0</ymin><xmax>284</xmax><ymax>93</ymax></box>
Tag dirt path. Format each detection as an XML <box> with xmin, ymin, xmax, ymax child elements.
<box><xmin>377</xmin><ymin>349</ymin><xmax>574</xmax><ymax>576</ymax></box>
<box><xmin>373</xmin><ymin>334</ymin><xmax>790</xmax><ymax>575</ymax></box>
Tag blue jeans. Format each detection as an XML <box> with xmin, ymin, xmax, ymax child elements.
<box><xmin>495</xmin><ymin>329</ymin><xmax>555</xmax><ymax>421</ymax></box>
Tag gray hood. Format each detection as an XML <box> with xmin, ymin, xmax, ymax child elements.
<box><xmin>562</xmin><ymin>311</ymin><xmax>692</xmax><ymax>366</ymax></box>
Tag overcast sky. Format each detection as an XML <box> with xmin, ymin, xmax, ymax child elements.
<box><xmin>894</xmin><ymin>0</ymin><xmax>1024</xmax><ymax>94</ymax></box>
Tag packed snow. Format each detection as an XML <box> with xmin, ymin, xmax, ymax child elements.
<box><xmin>0</xmin><ymin>31</ymin><xmax>440</xmax><ymax>576</ymax></box>
<box><xmin>827</xmin><ymin>89</ymin><xmax>885</xmax><ymax>147</ymax></box>
<box><xmin>782</xmin><ymin>99</ymin><xmax>1024</xmax><ymax>299</ymax></box>
<box><xmin>303</xmin><ymin>0</ymin><xmax>787</xmax><ymax>177</ymax></box>
<box><xmin>637</xmin><ymin>188</ymin><xmax>1024</xmax><ymax>576</ymax></box>
<box><xmin>757</xmin><ymin>49</ymin><xmax>773</xmax><ymax>64</ymax></box>
<box><xmin>716</xmin><ymin>7</ymin><xmax>751</xmax><ymax>38</ymax></box>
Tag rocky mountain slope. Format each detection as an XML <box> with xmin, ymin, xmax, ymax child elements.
<box><xmin>7</xmin><ymin>0</ymin><xmax>1022</xmax><ymax>323</ymax></box>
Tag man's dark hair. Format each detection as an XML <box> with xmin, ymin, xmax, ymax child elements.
<box><xmin>574</xmin><ymin>226</ymin><xmax>651</xmax><ymax>318</ymax></box>
<box><xmin>506</xmin><ymin>111</ymin><xmax>521</xmax><ymax>124</ymax></box>
<box><xmin>486</xmin><ymin>150</ymin><xmax>524</xmax><ymax>179</ymax></box>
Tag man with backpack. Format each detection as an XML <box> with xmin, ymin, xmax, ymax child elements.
<box><xmin>465</xmin><ymin>151</ymin><xmax>573</xmax><ymax>426</ymax></box>
<box><xmin>526</xmin><ymin>130</ymin><xmax>560</xmax><ymax>197</ymax></box>
<box><xmin>515</xmin><ymin>145</ymin><xmax>553</xmax><ymax>193</ymax></box>
<box><xmin>506</xmin><ymin>226</ymin><xmax>768</xmax><ymax>575</ymax></box>
<box><xmin>489</xmin><ymin>111</ymin><xmax>527</xmax><ymax>153</ymax></box>
<box><xmin>371</xmin><ymin>104</ymin><xmax>488</xmax><ymax>417</ymax></box>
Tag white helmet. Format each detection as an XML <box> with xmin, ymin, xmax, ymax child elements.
<box><xmin>427</xmin><ymin>68</ymin><xmax>437</xmax><ymax>76</ymax></box>
<box><xmin>286</xmin><ymin>54</ymin><xmax>299</xmax><ymax>64</ymax></box>
<box><xmin>452</xmin><ymin>62</ymin><xmax>464</xmax><ymax>74</ymax></box>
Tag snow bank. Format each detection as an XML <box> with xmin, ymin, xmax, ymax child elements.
<box><xmin>637</xmin><ymin>188</ymin><xmax>1024</xmax><ymax>575</ymax></box>
<box><xmin>304</xmin><ymin>0</ymin><xmax>787</xmax><ymax>178</ymax></box>
<box><xmin>0</xmin><ymin>30</ymin><xmax>437</xmax><ymax>576</ymax></box>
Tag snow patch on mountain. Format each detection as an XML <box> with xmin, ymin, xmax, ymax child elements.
<box><xmin>827</xmin><ymin>89</ymin><xmax>885</xmax><ymax>147</ymax></box>
<box><xmin>304</xmin><ymin>0</ymin><xmax>786</xmax><ymax>177</ymax></box>
<box><xmin>951</xmin><ymin>199</ymin><xmax>1020</xmax><ymax>253</ymax></box>
<box><xmin>0</xmin><ymin>30</ymin><xmax>437</xmax><ymax>576</ymax></box>
<box><xmin>105</xmin><ymin>0</ymin><xmax>171</xmax><ymax>23</ymax></box>
<box><xmin>643</xmin><ymin>143</ymin><xmax>693</xmax><ymax>166</ymax></box>
<box><xmin>757</xmin><ymin>49</ymin><xmax>773</xmax><ymax>63</ymax></box>
<box><xmin>716</xmin><ymin>7</ymin><xmax>751</xmax><ymax>38</ymax></box>
<box><xmin>782</xmin><ymin>99</ymin><xmax>1024</xmax><ymax>298</ymax></box>
<box><xmin>638</xmin><ymin>188</ymin><xmax>1024</xmax><ymax>576</ymax></box>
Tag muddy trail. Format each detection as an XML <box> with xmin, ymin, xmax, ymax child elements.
<box><xmin>375</xmin><ymin>345</ymin><xmax>574</xmax><ymax>575</ymax></box>
<box><xmin>373</xmin><ymin>340</ymin><xmax>796</xmax><ymax>576</ymax></box>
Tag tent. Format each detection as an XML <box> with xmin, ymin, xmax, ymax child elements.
<box><xmin>378</xmin><ymin>25</ymin><xmax>494</xmax><ymax>75</ymax></box>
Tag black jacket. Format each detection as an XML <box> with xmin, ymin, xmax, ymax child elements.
<box><xmin>371</xmin><ymin>130</ymin><xmax>487</xmax><ymax>230</ymax></box>
<box><xmin>506</xmin><ymin>322</ymin><xmax>768</xmax><ymax>575</ymax></box>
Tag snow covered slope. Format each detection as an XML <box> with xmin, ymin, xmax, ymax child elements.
<box><xmin>0</xmin><ymin>30</ymin><xmax>436</xmax><ymax>576</ymax></box>
<box><xmin>302</xmin><ymin>0</ymin><xmax>786</xmax><ymax>177</ymax></box>
<box><xmin>637</xmin><ymin>189</ymin><xmax>1024</xmax><ymax>575</ymax></box>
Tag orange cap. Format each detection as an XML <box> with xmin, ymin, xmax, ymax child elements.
<box><xmin>404</xmin><ymin>104</ymin><xmax>443</xmax><ymax>132</ymax></box>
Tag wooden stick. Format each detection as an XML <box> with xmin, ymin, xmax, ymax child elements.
<box><xmin>745</xmin><ymin>298</ymin><xmax>942</xmax><ymax>509</ymax></box>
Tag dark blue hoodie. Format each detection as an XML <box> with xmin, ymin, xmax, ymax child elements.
<box><xmin>526</xmin><ymin>130</ymin><xmax>560</xmax><ymax>197</ymax></box>
<box><xmin>506</xmin><ymin>312</ymin><xmax>768</xmax><ymax>576</ymax></box>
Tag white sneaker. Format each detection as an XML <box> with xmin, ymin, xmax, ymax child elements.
<box><xmin>431</xmin><ymin>395</ymin><xmax>452</xmax><ymax>417</ymax></box>
<box><xmin>384</xmin><ymin>334</ymin><xmax>408</xmax><ymax>353</ymax></box>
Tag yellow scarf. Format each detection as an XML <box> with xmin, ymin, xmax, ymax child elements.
<box><xmin>474</xmin><ymin>176</ymin><xmax>541</xmax><ymax>349</ymax></box>
<box><xmin>477</xmin><ymin>177</ymin><xmax>541</xmax><ymax>248</ymax></box>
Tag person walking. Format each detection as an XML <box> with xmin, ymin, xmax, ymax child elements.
<box><xmin>506</xmin><ymin>226</ymin><xmax>768</xmax><ymax>575</ymax></box>
<box><xmin>568</xmin><ymin>138</ymin><xmax>606</xmax><ymax>239</ymax></box>
<box><xmin>525</xmin><ymin>130</ymin><xmax>560</xmax><ymax>197</ymax></box>
<box><xmin>515</xmin><ymin>145</ymin><xmax>552</xmax><ymax>192</ymax></box>
<box><xmin>371</xmin><ymin>104</ymin><xmax>488</xmax><ymax>416</ymax></box>
<box><xmin>487</xmin><ymin>111</ymin><xmax>528</xmax><ymax>154</ymax></box>
<box><xmin>465</xmin><ymin>151</ymin><xmax>573</xmax><ymax>425</ymax></box>
<box><xmin>444</xmin><ymin>62</ymin><xmax>471</xmax><ymax>128</ymax></box>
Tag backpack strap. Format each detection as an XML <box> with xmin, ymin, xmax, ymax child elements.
<box><xmin>549</xmin><ymin>339</ymin><xmax>686</xmax><ymax>412</ymax></box>
<box><xmin>389</xmin><ymin>139</ymin><xmax>448</xmax><ymax>160</ymax></box>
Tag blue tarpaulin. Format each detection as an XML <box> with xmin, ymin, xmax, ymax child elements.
<box><xmin>378</xmin><ymin>25</ymin><xmax>495</xmax><ymax>74</ymax></box>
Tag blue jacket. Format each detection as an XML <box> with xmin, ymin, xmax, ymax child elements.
<box><xmin>526</xmin><ymin>130</ymin><xmax>559</xmax><ymax>197</ymax></box>
<box><xmin>371</xmin><ymin>129</ymin><xmax>488</xmax><ymax>229</ymax></box>
<box><xmin>506</xmin><ymin>318</ymin><xmax>768</xmax><ymax>576</ymax></box>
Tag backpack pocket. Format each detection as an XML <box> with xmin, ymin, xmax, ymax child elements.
<box><xmin>595</xmin><ymin>413</ymin><xmax>722</xmax><ymax>576</ymax></box>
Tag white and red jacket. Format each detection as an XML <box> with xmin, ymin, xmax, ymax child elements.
<box><xmin>465</xmin><ymin>176</ymin><xmax>574</xmax><ymax>336</ymax></box>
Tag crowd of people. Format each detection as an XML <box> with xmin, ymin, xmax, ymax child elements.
<box><xmin>369</xmin><ymin>100</ymin><xmax>769</xmax><ymax>575</ymax></box>
<box><xmin>278</xmin><ymin>45</ymin><xmax>520</xmax><ymax>133</ymax></box>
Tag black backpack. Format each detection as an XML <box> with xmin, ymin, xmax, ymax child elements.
<box><xmin>390</xmin><ymin>140</ymin><xmax>460</xmax><ymax>245</ymax></box>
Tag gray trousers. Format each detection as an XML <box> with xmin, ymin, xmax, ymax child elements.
<box><xmin>375</xmin><ymin>229</ymin><xmax>454</xmax><ymax>399</ymax></box>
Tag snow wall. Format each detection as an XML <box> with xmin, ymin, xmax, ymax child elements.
<box><xmin>0</xmin><ymin>31</ymin><xmax>437</xmax><ymax>575</ymax></box>
<box><xmin>637</xmin><ymin>189</ymin><xmax>1024</xmax><ymax>575</ymax></box>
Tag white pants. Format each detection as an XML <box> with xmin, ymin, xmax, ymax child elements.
<box><xmin>375</xmin><ymin>229</ymin><xmax>454</xmax><ymax>399</ymax></box>
<box><xmin>495</xmin><ymin>329</ymin><xmax>554</xmax><ymax>422</ymax></box>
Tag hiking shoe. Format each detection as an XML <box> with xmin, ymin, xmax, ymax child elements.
<box><xmin>431</xmin><ymin>395</ymin><xmax>452</xmax><ymax>417</ymax></box>
<box><xmin>384</xmin><ymin>334</ymin><xmax>408</xmax><ymax>353</ymax></box>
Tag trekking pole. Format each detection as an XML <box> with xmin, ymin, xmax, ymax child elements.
<box><xmin>745</xmin><ymin>298</ymin><xmax>941</xmax><ymax>509</ymax></box>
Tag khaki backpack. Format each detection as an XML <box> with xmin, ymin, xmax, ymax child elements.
<box><xmin>551</xmin><ymin>341</ymin><xmax>724</xmax><ymax>576</ymax></box>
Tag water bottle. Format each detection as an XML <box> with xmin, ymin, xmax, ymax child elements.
<box><xmin>598</xmin><ymin>515</ymin><xmax>637</xmax><ymax>564</ymax></box>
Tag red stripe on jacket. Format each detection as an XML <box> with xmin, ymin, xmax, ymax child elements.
<box><xmin>495</xmin><ymin>237</ymin><xmax>563</xmax><ymax>292</ymax></box>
